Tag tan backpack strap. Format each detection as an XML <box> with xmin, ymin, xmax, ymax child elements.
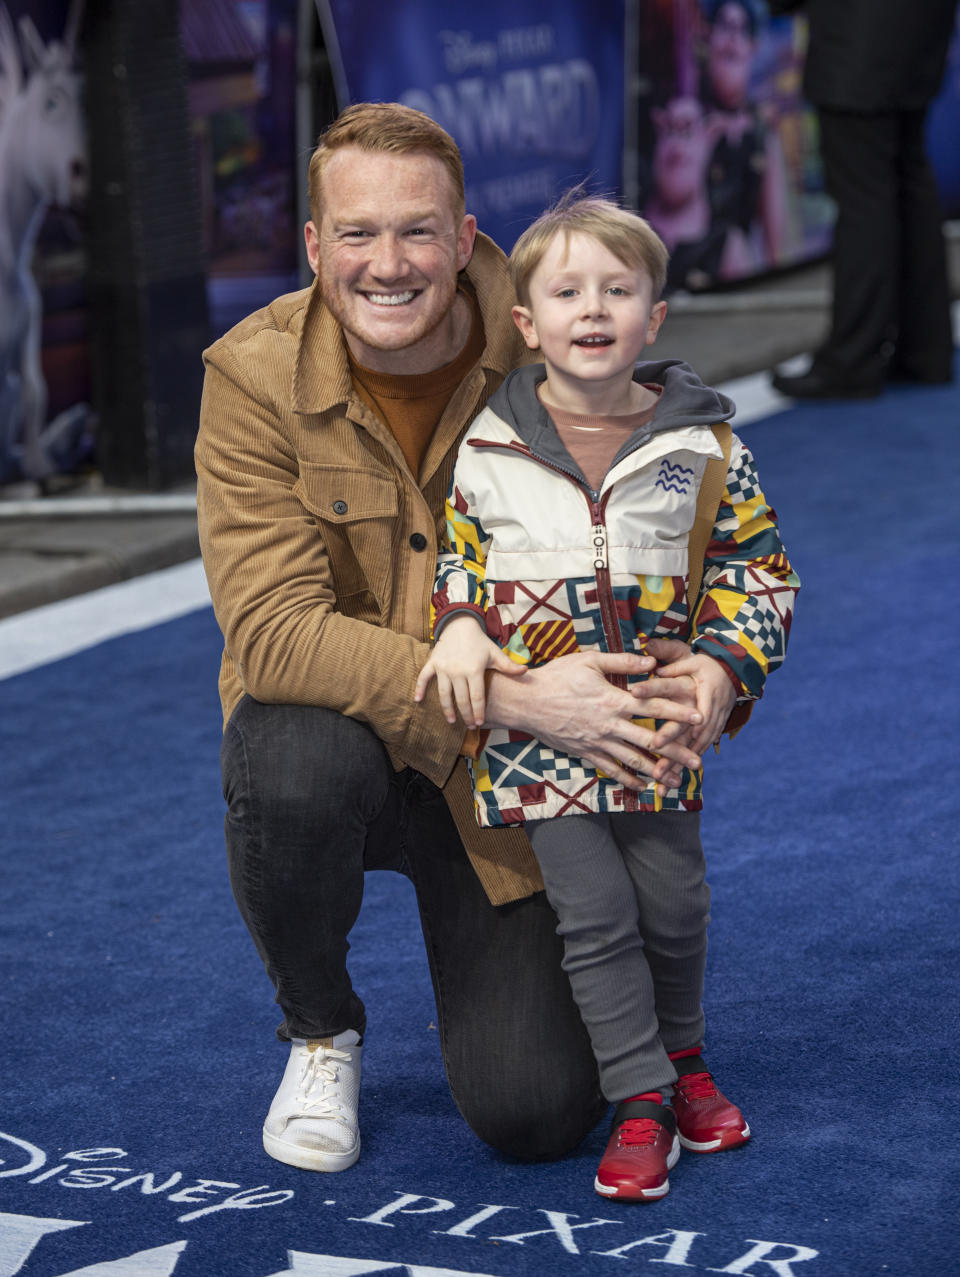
<box><xmin>686</xmin><ymin>422</ymin><xmax>732</xmax><ymax>635</ymax></box>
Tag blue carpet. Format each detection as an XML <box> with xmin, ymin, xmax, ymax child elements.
<box><xmin>2</xmin><ymin>369</ymin><xmax>959</xmax><ymax>1277</ymax></box>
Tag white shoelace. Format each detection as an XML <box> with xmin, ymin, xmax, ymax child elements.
<box><xmin>295</xmin><ymin>1047</ymin><xmax>354</xmax><ymax>1123</ymax></box>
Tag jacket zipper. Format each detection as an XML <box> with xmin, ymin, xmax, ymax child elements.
<box><xmin>588</xmin><ymin>488</ymin><xmax>639</xmax><ymax>811</ymax></box>
<box><xmin>588</xmin><ymin>490</ymin><xmax>626</xmax><ymax>673</ymax></box>
<box><xmin>470</xmin><ymin>439</ymin><xmax>629</xmax><ymax>663</ymax></box>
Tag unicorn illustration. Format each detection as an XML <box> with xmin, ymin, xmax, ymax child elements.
<box><xmin>0</xmin><ymin>1</ymin><xmax>87</xmax><ymax>485</ymax></box>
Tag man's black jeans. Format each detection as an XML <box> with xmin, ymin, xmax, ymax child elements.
<box><xmin>220</xmin><ymin>696</ymin><xmax>603</xmax><ymax>1160</ymax></box>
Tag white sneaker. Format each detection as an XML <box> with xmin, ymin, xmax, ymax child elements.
<box><xmin>262</xmin><ymin>1031</ymin><xmax>361</xmax><ymax>1171</ymax></box>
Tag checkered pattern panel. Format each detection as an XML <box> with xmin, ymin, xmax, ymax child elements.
<box><xmin>723</xmin><ymin>446</ymin><xmax>763</xmax><ymax>504</ymax></box>
<box><xmin>739</xmin><ymin>607</ymin><xmax>778</xmax><ymax>652</ymax></box>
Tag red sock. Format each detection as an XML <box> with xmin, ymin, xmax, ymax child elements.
<box><xmin>624</xmin><ymin>1091</ymin><xmax>664</xmax><ymax>1105</ymax></box>
<box><xmin>668</xmin><ymin>1047</ymin><xmax>703</xmax><ymax>1062</ymax></box>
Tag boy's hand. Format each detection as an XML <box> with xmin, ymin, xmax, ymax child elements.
<box><xmin>414</xmin><ymin>613</ymin><xmax>526</xmax><ymax>728</ymax></box>
<box><xmin>629</xmin><ymin>667</ymin><xmax>702</xmax><ymax>794</ymax></box>
<box><xmin>644</xmin><ymin>638</ymin><xmax>738</xmax><ymax>756</ymax></box>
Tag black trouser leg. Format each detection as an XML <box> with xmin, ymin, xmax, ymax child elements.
<box><xmin>220</xmin><ymin>697</ymin><xmax>602</xmax><ymax>1159</ymax></box>
<box><xmin>817</xmin><ymin>108</ymin><xmax>900</xmax><ymax>385</ymax></box>
<box><xmin>893</xmin><ymin>108</ymin><xmax>954</xmax><ymax>381</ymax></box>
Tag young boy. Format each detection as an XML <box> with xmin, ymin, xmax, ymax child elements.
<box><xmin>414</xmin><ymin>194</ymin><xmax>798</xmax><ymax>1201</ymax></box>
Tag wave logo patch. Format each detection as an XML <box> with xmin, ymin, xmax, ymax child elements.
<box><xmin>654</xmin><ymin>458</ymin><xmax>695</xmax><ymax>494</ymax></box>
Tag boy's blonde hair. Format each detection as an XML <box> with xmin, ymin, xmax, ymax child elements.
<box><xmin>510</xmin><ymin>192</ymin><xmax>669</xmax><ymax>306</ymax></box>
<box><xmin>308</xmin><ymin>102</ymin><xmax>466</xmax><ymax>224</ymax></box>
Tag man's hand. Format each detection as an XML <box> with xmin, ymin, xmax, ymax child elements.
<box><xmin>484</xmin><ymin>650</ymin><xmax>704</xmax><ymax>790</ymax></box>
<box><xmin>414</xmin><ymin>613</ymin><xmax>526</xmax><ymax>728</ymax></box>
<box><xmin>644</xmin><ymin>638</ymin><xmax>739</xmax><ymax>756</ymax></box>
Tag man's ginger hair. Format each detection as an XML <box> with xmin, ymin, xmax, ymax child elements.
<box><xmin>510</xmin><ymin>191</ymin><xmax>669</xmax><ymax>306</ymax></box>
<box><xmin>308</xmin><ymin>103</ymin><xmax>466</xmax><ymax>224</ymax></box>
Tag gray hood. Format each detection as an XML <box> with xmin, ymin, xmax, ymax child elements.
<box><xmin>485</xmin><ymin>360</ymin><xmax>735</xmax><ymax>492</ymax></box>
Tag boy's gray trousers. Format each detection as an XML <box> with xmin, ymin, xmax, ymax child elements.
<box><xmin>526</xmin><ymin>809</ymin><xmax>710</xmax><ymax>1103</ymax></box>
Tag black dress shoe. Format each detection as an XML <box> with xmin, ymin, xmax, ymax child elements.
<box><xmin>771</xmin><ymin>367</ymin><xmax>883</xmax><ymax>400</ymax></box>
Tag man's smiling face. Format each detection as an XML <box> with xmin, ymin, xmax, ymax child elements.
<box><xmin>305</xmin><ymin>147</ymin><xmax>477</xmax><ymax>374</ymax></box>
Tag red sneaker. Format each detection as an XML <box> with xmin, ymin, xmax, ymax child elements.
<box><xmin>594</xmin><ymin>1100</ymin><xmax>680</xmax><ymax>1201</ymax></box>
<box><xmin>671</xmin><ymin>1057</ymin><xmax>751</xmax><ymax>1153</ymax></box>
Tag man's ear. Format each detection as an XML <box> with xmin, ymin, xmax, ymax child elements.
<box><xmin>511</xmin><ymin>304</ymin><xmax>540</xmax><ymax>350</ymax></box>
<box><xmin>457</xmin><ymin>214</ymin><xmax>478</xmax><ymax>271</ymax></box>
<box><xmin>304</xmin><ymin>221</ymin><xmax>321</xmax><ymax>277</ymax></box>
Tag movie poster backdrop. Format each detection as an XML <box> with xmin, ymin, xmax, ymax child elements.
<box><xmin>182</xmin><ymin>0</ymin><xmax>299</xmax><ymax>339</ymax></box>
<box><xmin>636</xmin><ymin>0</ymin><xmax>832</xmax><ymax>293</ymax></box>
<box><xmin>315</xmin><ymin>0</ymin><xmax>628</xmax><ymax>253</ymax></box>
<box><xmin>0</xmin><ymin>0</ymin><xmax>90</xmax><ymax>488</ymax></box>
<box><xmin>0</xmin><ymin>0</ymin><xmax>300</xmax><ymax>487</ymax></box>
<box><xmin>3</xmin><ymin>2</ymin><xmax>957</xmax><ymax>488</ymax></box>
<box><xmin>927</xmin><ymin>8</ymin><xmax>960</xmax><ymax>217</ymax></box>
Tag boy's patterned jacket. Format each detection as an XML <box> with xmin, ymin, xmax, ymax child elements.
<box><xmin>431</xmin><ymin>361</ymin><xmax>799</xmax><ymax>827</ymax></box>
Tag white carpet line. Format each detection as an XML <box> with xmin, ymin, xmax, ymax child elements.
<box><xmin>723</xmin><ymin>370</ymin><xmax>796</xmax><ymax>425</ymax></box>
<box><xmin>0</xmin><ymin>558</ymin><xmax>212</xmax><ymax>680</ymax></box>
<box><xmin>0</xmin><ymin>370</ymin><xmax>791</xmax><ymax>679</ymax></box>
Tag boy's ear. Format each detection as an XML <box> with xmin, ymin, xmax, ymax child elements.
<box><xmin>511</xmin><ymin>305</ymin><xmax>540</xmax><ymax>350</ymax></box>
<box><xmin>646</xmin><ymin>299</ymin><xmax>668</xmax><ymax>345</ymax></box>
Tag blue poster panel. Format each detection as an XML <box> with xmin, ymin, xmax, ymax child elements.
<box><xmin>317</xmin><ymin>1</ymin><xmax>627</xmax><ymax>252</ymax></box>
<box><xmin>927</xmin><ymin>11</ymin><xmax>960</xmax><ymax>217</ymax></box>
<box><xmin>635</xmin><ymin>0</ymin><xmax>831</xmax><ymax>292</ymax></box>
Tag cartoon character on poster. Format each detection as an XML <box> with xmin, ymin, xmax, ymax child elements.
<box><xmin>642</xmin><ymin>1</ymin><xmax>738</xmax><ymax>290</ymax></box>
<box><xmin>640</xmin><ymin>0</ymin><xmax>806</xmax><ymax>292</ymax></box>
<box><xmin>0</xmin><ymin>0</ymin><xmax>88</xmax><ymax>488</ymax></box>
<box><xmin>699</xmin><ymin>0</ymin><xmax>787</xmax><ymax>269</ymax></box>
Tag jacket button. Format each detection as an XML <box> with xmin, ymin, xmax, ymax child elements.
<box><xmin>332</xmin><ymin>500</ymin><xmax>348</xmax><ymax>515</ymax></box>
<box><xmin>409</xmin><ymin>532</ymin><xmax>428</xmax><ymax>551</ymax></box>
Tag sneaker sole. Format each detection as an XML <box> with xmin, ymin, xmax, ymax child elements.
<box><xmin>262</xmin><ymin>1127</ymin><xmax>361</xmax><ymax>1172</ymax></box>
<box><xmin>678</xmin><ymin>1123</ymin><xmax>750</xmax><ymax>1154</ymax></box>
<box><xmin>593</xmin><ymin>1135</ymin><xmax>680</xmax><ymax>1200</ymax></box>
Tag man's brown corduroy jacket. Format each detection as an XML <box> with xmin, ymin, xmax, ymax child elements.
<box><xmin>195</xmin><ymin>232</ymin><xmax>544</xmax><ymax>906</ymax></box>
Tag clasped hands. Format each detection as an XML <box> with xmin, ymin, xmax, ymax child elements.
<box><xmin>414</xmin><ymin>614</ymin><xmax>738</xmax><ymax>793</ymax></box>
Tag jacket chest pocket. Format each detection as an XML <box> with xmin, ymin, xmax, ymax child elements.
<box><xmin>294</xmin><ymin>462</ymin><xmax>399</xmax><ymax>620</ymax></box>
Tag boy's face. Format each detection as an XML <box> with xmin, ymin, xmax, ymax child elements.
<box><xmin>512</xmin><ymin>232</ymin><xmax>667</xmax><ymax>399</ymax></box>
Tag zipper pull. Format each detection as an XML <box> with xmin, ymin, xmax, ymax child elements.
<box><xmin>591</xmin><ymin>522</ymin><xmax>607</xmax><ymax>572</ymax></box>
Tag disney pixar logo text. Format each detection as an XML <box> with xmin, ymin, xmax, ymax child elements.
<box><xmin>1</xmin><ymin>1129</ymin><xmax>820</xmax><ymax>1275</ymax></box>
